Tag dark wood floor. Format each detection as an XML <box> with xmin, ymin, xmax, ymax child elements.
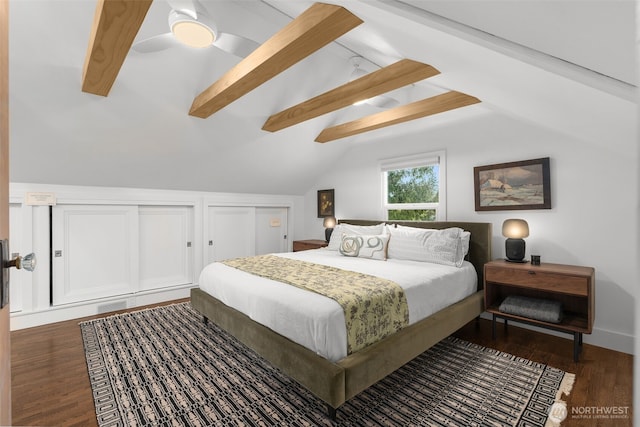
<box><xmin>11</xmin><ymin>301</ymin><xmax>632</xmax><ymax>427</ymax></box>
<box><xmin>11</xmin><ymin>299</ymin><xmax>187</xmax><ymax>427</ymax></box>
<box><xmin>454</xmin><ymin>320</ymin><xmax>633</xmax><ymax>427</ymax></box>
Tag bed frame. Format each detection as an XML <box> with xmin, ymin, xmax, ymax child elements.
<box><xmin>190</xmin><ymin>220</ymin><xmax>492</xmax><ymax>419</ymax></box>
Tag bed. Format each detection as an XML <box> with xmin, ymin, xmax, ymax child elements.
<box><xmin>190</xmin><ymin>220</ymin><xmax>492</xmax><ymax>419</ymax></box>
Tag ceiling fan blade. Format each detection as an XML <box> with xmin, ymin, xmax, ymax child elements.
<box><xmin>366</xmin><ymin>95</ymin><xmax>400</xmax><ymax>108</ymax></box>
<box><xmin>131</xmin><ymin>33</ymin><xmax>180</xmax><ymax>53</ymax></box>
<box><xmin>214</xmin><ymin>32</ymin><xmax>260</xmax><ymax>58</ymax></box>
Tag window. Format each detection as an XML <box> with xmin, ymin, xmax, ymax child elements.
<box><xmin>381</xmin><ymin>151</ymin><xmax>446</xmax><ymax>221</ymax></box>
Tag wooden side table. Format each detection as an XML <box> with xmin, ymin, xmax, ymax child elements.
<box><xmin>484</xmin><ymin>259</ymin><xmax>595</xmax><ymax>361</ymax></box>
<box><xmin>292</xmin><ymin>239</ymin><xmax>328</xmax><ymax>252</ymax></box>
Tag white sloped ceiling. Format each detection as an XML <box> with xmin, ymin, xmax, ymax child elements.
<box><xmin>8</xmin><ymin>0</ymin><xmax>636</xmax><ymax>194</ymax></box>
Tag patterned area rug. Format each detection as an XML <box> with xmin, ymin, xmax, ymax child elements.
<box><xmin>80</xmin><ymin>302</ymin><xmax>574</xmax><ymax>426</ymax></box>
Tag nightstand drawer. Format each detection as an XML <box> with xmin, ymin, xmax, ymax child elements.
<box><xmin>485</xmin><ymin>266</ymin><xmax>589</xmax><ymax>296</ymax></box>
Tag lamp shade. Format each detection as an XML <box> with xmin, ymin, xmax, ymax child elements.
<box><xmin>323</xmin><ymin>216</ymin><xmax>336</xmax><ymax>228</ymax></box>
<box><xmin>502</xmin><ymin>219</ymin><xmax>529</xmax><ymax>239</ymax></box>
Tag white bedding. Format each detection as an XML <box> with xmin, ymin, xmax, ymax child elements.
<box><xmin>198</xmin><ymin>249</ymin><xmax>477</xmax><ymax>362</ymax></box>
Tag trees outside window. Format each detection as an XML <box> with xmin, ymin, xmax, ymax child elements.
<box><xmin>382</xmin><ymin>152</ymin><xmax>445</xmax><ymax>221</ymax></box>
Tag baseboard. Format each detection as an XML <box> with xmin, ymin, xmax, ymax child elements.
<box><xmin>10</xmin><ymin>285</ymin><xmax>195</xmax><ymax>331</ymax></box>
<box><xmin>479</xmin><ymin>312</ymin><xmax>633</xmax><ymax>355</ymax></box>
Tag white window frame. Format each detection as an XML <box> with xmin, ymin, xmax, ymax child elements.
<box><xmin>380</xmin><ymin>151</ymin><xmax>447</xmax><ymax>221</ymax></box>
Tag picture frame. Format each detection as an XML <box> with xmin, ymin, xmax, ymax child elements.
<box><xmin>474</xmin><ymin>157</ymin><xmax>551</xmax><ymax>211</ymax></box>
<box><xmin>317</xmin><ymin>189</ymin><xmax>335</xmax><ymax>218</ymax></box>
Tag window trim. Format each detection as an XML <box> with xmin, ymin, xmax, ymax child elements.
<box><xmin>380</xmin><ymin>150</ymin><xmax>446</xmax><ymax>221</ymax></box>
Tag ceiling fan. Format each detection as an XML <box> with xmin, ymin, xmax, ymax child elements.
<box><xmin>131</xmin><ymin>0</ymin><xmax>260</xmax><ymax>58</ymax></box>
<box><xmin>349</xmin><ymin>56</ymin><xmax>399</xmax><ymax>108</ymax></box>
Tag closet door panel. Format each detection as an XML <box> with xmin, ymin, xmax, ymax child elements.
<box><xmin>207</xmin><ymin>207</ymin><xmax>255</xmax><ymax>262</ymax></box>
<box><xmin>255</xmin><ymin>207</ymin><xmax>288</xmax><ymax>255</ymax></box>
<box><xmin>52</xmin><ymin>205</ymin><xmax>138</xmax><ymax>305</ymax></box>
<box><xmin>8</xmin><ymin>204</ymin><xmax>23</xmax><ymax>312</ymax></box>
<box><xmin>139</xmin><ymin>206</ymin><xmax>193</xmax><ymax>291</ymax></box>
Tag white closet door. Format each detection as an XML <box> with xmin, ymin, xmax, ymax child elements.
<box><xmin>255</xmin><ymin>207</ymin><xmax>288</xmax><ymax>255</ymax></box>
<box><xmin>8</xmin><ymin>203</ymin><xmax>23</xmax><ymax>312</ymax></box>
<box><xmin>207</xmin><ymin>207</ymin><xmax>255</xmax><ymax>262</ymax></box>
<box><xmin>139</xmin><ymin>206</ymin><xmax>193</xmax><ymax>291</ymax></box>
<box><xmin>52</xmin><ymin>205</ymin><xmax>138</xmax><ymax>305</ymax></box>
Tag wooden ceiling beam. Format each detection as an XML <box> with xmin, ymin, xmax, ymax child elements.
<box><xmin>262</xmin><ymin>59</ymin><xmax>440</xmax><ymax>132</ymax></box>
<box><xmin>315</xmin><ymin>91</ymin><xmax>481</xmax><ymax>143</ymax></box>
<box><xmin>82</xmin><ymin>0</ymin><xmax>153</xmax><ymax>96</ymax></box>
<box><xmin>189</xmin><ymin>3</ymin><xmax>363</xmax><ymax>119</ymax></box>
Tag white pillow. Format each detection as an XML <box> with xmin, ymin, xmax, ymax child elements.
<box><xmin>458</xmin><ymin>231</ymin><xmax>471</xmax><ymax>256</ymax></box>
<box><xmin>339</xmin><ymin>234</ymin><xmax>389</xmax><ymax>260</ymax></box>
<box><xmin>327</xmin><ymin>223</ymin><xmax>386</xmax><ymax>250</ymax></box>
<box><xmin>387</xmin><ymin>226</ymin><xmax>466</xmax><ymax>267</ymax></box>
<box><xmin>388</xmin><ymin>224</ymin><xmax>471</xmax><ymax>256</ymax></box>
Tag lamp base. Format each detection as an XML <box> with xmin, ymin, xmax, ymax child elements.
<box><xmin>505</xmin><ymin>238</ymin><xmax>526</xmax><ymax>262</ymax></box>
<box><xmin>504</xmin><ymin>258</ymin><xmax>529</xmax><ymax>263</ymax></box>
<box><xmin>325</xmin><ymin>228</ymin><xmax>334</xmax><ymax>243</ymax></box>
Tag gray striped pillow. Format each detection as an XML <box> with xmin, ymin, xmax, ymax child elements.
<box><xmin>387</xmin><ymin>226</ymin><xmax>465</xmax><ymax>267</ymax></box>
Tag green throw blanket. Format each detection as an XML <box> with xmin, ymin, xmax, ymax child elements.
<box><xmin>222</xmin><ymin>255</ymin><xmax>409</xmax><ymax>354</ymax></box>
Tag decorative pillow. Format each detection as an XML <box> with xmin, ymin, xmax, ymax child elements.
<box><xmin>387</xmin><ymin>226</ymin><xmax>465</xmax><ymax>267</ymax></box>
<box><xmin>339</xmin><ymin>234</ymin><xmax>389</xmax><ymax>260</ymax></box>
<box><xmin>327</xmin><ymin>223</ymin><xmax>386</xmax><ymax>250</ymax></box>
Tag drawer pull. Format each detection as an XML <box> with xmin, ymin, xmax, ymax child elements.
<box><xmin>528</xmin><ymin>270</ymin><xmax>536</xmax><ymax>275</ymax></box>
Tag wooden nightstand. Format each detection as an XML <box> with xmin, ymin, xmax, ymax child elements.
<box><xmin>484</xmin><ymin>259</ymin><xmax>595</xmax><ymax>361</ymax></box>
<box><xmin>293</xmin><ymin>239</ymin><xmax>328</xmax><ymax>252</ymax></box>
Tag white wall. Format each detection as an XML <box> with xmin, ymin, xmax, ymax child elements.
<box><xmin>303</xmin><ymin>110</ymin><xmax>637</xmax><ymax>355</ymax></box>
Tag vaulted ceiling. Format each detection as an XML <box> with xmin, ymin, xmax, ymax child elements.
<box><xmin>8</xmin><ymin>0</ymin><xmax>637</xmax><ymax>194</ymax></box>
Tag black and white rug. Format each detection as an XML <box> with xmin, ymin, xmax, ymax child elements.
<box><xmin>80</xmin><ymin>302</ymin><xmax>574</xmax><ymax>426</ymax></box>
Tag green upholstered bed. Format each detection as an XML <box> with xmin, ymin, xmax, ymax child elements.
<box><xmin>190</xmin><ymin>220</ymin><xmax>492</xmax><ymax>419</ymax></box>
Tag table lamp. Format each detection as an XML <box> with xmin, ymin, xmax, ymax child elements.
<box><xmin>502</xmin><ymin>219</ymin><xmax>529</xmax><ymax>262</ymax></box>
<box><xmin>323</xmin><ymin>216</ymin><xmax>336</xmax><ymax>242</ymax></box>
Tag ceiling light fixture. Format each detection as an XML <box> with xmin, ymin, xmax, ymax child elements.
<box><xmin>168</xmin><ymin>10</ymin><xmax>217</xmax><ymax>48</ymax></box>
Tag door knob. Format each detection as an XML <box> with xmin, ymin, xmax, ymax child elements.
<box><xmin>1</xmin><ymin>239</ymin><xmax>36</xmax><ymax>309</ymax></box>
<box><xmin>6</xmin><ymin>252</ymin><xmax>37</xmax><ymax>272</ymax></box>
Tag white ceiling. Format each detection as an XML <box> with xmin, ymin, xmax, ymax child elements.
<box><xmin>8</xmin><ymin>0</ymin><xmax>637</xmax><ymax>194</ymax></box>
<box><xmin>401</xmin><ymin>0</ymin><xmax>636</xmax><ymax>85</ymax></box>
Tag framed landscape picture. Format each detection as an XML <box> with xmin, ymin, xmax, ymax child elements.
<box><xmin>474</xmin><ymin>157</ymin><xmax>551</xmax><ymax>211</ymax></box>
<box><xmin>317</xmin><ymin>189</ymin><xmax>335</xmax><ymax>217</ymax></box>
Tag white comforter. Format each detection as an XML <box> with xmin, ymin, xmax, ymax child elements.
<box><xmin>198</xmin><ymin>249</ymin><xmax>477</xmax><ymax>362</ymax></box>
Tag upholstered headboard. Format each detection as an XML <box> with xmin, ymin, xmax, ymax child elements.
<box><xmin>338</xmin><ymin>220</ymin><xmax>492</xmax><ymax>289</ymax></box>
